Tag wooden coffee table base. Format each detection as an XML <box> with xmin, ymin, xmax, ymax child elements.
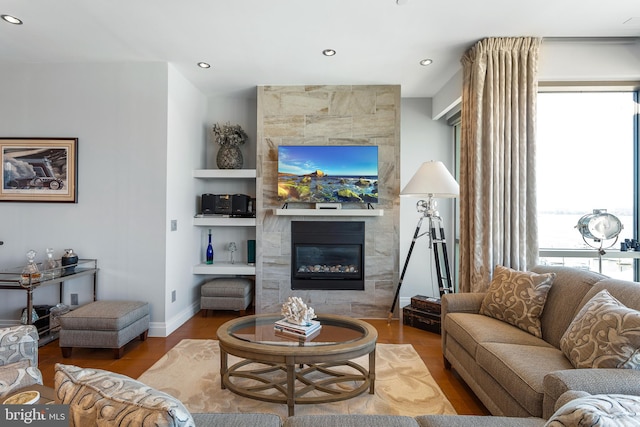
<box><xmin>217</xmin><ymin>314</ymin><xmax>378</xmax><ymax>416</ymax></box>
<box><xmin>220</xmin><ymin>348</ymin><xmax>376</xmax><ymax>416</ymax></box>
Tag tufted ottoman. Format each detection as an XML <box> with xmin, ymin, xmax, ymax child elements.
<box><xmin>201</xmin><ymin>277</ymin><xmax>253</xmax><ymax>316</ymax></box>
<box><xmin>59</xmin><ymin>300</ymin><xmax>149</xmax><ymax>359</ymax></box>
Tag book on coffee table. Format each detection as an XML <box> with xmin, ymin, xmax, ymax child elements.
<box><xmin>274</xmin><ymin>319</ymin><xmax>321</xmax><ymax>336</ymax></box>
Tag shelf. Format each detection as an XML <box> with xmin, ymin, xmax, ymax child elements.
<box><xmin>193</xmin><ymin>169</ymin><xmax>256</xmax><ymax>179</ymax></box>
<box><xmin>193</xmin><ymin>262</ymin><xmax>256</xmax><ymax>275</ymax></box>
<box><xmin>193</xmin><ymin>216</ymin><xmax>256</xmax><ymax>226</ymax></box>
<box><xmin>273</xmin><ymin>208</ymin><xmax>384</xmax><ymax>217</ymax></box>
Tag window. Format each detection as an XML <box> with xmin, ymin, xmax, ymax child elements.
<box><xmin>537</xmin><ymin>91</ymin><xmax>639</xmax><ymax>280</ymax></box>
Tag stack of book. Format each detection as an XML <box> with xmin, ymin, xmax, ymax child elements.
<box><xmin>274</xmin><ymin>318</ymin><xmax>322</xmax><ymax>338</ymax></box>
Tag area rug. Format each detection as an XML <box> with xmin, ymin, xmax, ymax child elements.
<box><xmin>138</xmin><ymin>339</ymin><xmax>456</xmax><ymax>418</ymax></box>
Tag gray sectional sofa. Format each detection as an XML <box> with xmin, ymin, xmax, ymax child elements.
<box><xmin>441</xmin><ymin>265</ymin><xmax>640</xmax><ymax>419</ymax></box>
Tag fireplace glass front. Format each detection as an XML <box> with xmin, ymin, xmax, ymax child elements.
<box><xmin>291</xmin><ymin>221</ymin><xmax>364</xmax><ymax>291</ymax></box>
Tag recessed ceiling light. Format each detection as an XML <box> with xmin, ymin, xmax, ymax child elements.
<box><xmin>322</xmin><ymin>49</ymin><xmax>336</xmax><ymax>57</ymax></box>
<box><xmin>1</xmin><ymin>14</ymin><xmax>22</xmax><ymax>25</ymax></box>
<box><xmin>396</xmin><ymin>0</ymin><xmax>409</xmax><ymax>5</ymax></box>
<box><xmin>419</xmin><ymin>58</ymin><xmax>433</xmax><ymax>66</ymax></box>
<box><xmin>197</xmin><ymin>62</ymin><xmax>211</xmax><ymax>69</ymax></box>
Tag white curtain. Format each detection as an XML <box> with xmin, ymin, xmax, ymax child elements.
<box><xmin>459</xmin><ymin>37</ymin><xmax>541</xmax><ymax>293</ymax></box>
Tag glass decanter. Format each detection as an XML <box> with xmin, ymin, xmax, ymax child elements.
<box><xmin>228</xmin><ymin>242</ymin><xmax>237</xmax><ymax>264</ymax></box>
<box><xmin>43</xmin><ymin>248</ymin><xmax>61</xmax><ymax>279</ymax></box>
<box><xmin>21</xmin><ymin>249</ymin><xmax>41</xmax><ymax>285</ymax></box>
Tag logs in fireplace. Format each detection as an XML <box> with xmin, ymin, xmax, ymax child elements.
<box><xmin>291</xmin><ymin>221</ymin><xmax>365</xmax><ymax>291</ymax></box>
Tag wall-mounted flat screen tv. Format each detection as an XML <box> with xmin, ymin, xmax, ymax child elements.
<box><xmin>278</xmin><ymin>145</ymin><xmax>378</xmax><ymax>204</ymax></box>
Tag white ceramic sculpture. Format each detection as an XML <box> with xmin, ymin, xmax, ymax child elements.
<box><xmin>281</xmin><ymin>296</ymin><xmax>316</xmax><ymax>326</ymax></box>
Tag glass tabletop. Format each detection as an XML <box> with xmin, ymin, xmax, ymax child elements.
<box><xmin>227</xmin><ymin>314</ymin><xmax>368</xmax><ymax>347</ymax></box>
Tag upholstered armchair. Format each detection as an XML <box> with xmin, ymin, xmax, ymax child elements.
<box><xmin>0</xmin><ymin>324</ymin><xmax>43</xmax><ymax>397</ymax></box>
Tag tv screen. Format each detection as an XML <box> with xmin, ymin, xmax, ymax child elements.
<box><xmin>277</xmin><ymin>145</ymin><xmax>378</xmax><ymax>204</ymax></box>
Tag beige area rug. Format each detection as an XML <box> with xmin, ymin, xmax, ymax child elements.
<box><xmin>138</xmin><ymin>339</ymin><xmax>456</xmax><ymax>418</ymax></box>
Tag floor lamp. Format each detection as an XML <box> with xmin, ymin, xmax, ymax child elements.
<box><xmin>388</xmin><ymin>161</ymin><xmax>459</xmax><ymax>323</ymax></box>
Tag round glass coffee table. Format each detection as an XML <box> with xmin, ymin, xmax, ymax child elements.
<box><xmin>216</xmin><ymin>313</ymin><xmax>378</xmax><ymax>416</ymax></box>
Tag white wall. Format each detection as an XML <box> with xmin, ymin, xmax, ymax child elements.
<box><xmin>164</xmin><ymin>65</ymin><xmax>208</xmax><ymax>335</ymax></box>
<box><xmin>0</xmin><ymin>62</ymin><xmax>171</xmax><ymax>333</ymax></box>
<box><xmin>399</xmin><ymin>99</ymin><xmax>454</xmax><ymax>305</ymax></box>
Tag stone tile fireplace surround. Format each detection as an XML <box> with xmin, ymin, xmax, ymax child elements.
<box><xmin>256</xmin><ymin>85</ymin><xmax>400</xmax><ymax>318</ymax></box>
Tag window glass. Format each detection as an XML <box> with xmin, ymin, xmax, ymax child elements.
<box><xmin>537</xmin><ymin>92</ymin><xmax>637</xmax><ymax>279</ymax></box>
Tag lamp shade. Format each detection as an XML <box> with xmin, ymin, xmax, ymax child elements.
<box><xmin>401</xmin><ymin>161</ymin><xmax>459</xmax><ymax>198</ymax></box>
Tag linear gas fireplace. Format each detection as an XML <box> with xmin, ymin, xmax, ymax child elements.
<box><xmin>291</xmin><ymin>221</ymin><xmax>365</xmax><ymax>291</ymax></box>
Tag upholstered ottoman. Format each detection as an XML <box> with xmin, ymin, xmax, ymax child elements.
<box><xmin>59</xmin><ymin>300</ymin><xmax>149</xmax><ymax>359</ymax></box>
<box><xmin>201</xmin><ymin>277</ymin><xmax>253</xmax><ymax>316</ymax></box>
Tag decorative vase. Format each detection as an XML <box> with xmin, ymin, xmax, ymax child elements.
<box><xmin>206</xmin><ymin>229</ymin><xmax>214</xmax><ymax>265</ymax></box>
<box><xmin>61</xmin><ymin>249</ymin><xmax>79</xmax><ymax>274</ymax></box>
<box><xmin>216</xmin><ymin>145</ymin><xmax>243</xmax><ymax>169</ymax></box>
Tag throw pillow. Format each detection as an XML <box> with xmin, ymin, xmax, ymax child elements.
<box><xmin>560</xmin><ymin>289</ymin><xmax>640</xmax><ymax>369</ymax></box>
<box><xmin>479</xmin><ymin>265</ymin><xmax>556</xmax><ymax>338</ymax></box>
<box><xmin>0</xmin><ymin>359</ymin><xmax>43</xmax><ymax>397</ymax></box>
<box><xmin>545</xmin><ymin>394</ymin><xmax>640</xmax><ymax>426</ymax></box>
<box><xmin>54</xmin><ymin>363</ymin><xmax>194</xmax><ymax>427</ymax></box>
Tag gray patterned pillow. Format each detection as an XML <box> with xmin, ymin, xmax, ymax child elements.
<box><xmin>479</xmin><ymin>265</ymin><xmax>556</xmax><ymax>338</ymax></box>
<box><xmin>0</xmin><ymin>359</ymin><xmax>43</xmax><ymax>397</ymax></box>
<box><xmin>55</xmin><ymin>363</ymin><xmax>194</xmax><ymax>427</ymax></box>
<box><xmin>560</xmin><ymin>290</ymin><xmax>640</xmax><ymax>369</ymax></box>
<box><xmin>545</xmin><ymin>394</ymin><xmax>640</xmax><ymax>426</ymax></box>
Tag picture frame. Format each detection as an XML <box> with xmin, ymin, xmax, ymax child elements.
<box><xmin>1</xmin><ymin>138</ymin><xmax>78</xmax><ymax>203</ymax></box>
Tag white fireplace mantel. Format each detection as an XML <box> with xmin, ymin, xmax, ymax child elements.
<box><xmin>273</xmin><ymin>208</ymin><xmax>384</xmax><ymax>217</ymax></box>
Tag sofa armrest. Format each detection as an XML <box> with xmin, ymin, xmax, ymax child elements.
<box><xmin>441</xmin><ymin>293</ymin><xmax>486</xmax><ymax>317</ymax></box>
<box><xmin>543</xmin><ymin>369</ymin><xmax>640</xmax><ymax>418</ymax></box>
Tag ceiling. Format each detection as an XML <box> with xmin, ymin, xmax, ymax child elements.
<box><xmin>1</xmin><ymin>0</ymin><xmax>639</xmax><ymax>98</ymax></box>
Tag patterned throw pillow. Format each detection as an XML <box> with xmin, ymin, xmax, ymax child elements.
<box><xmin>0</xmin><ymin>359</ymin><xmax>43</xmax><ymax>397</ymax></box>
<box><xmin>560</xmin><ymin>290</ymin><xmax>640</xmax><ymax>369</ymax></box>
<box><xmin>55</xmin><ymin>364</ymin><xmax>194</xmax><ymax>427</ymax></box>
<box><xmin>479</xmin><ymin>265</ymin><xmax>556</xmax><ymax>338</ymax></box>
<box><xmin>545</xmin><ymin>394</ymin><xmax>640</xmax><ymax>426</ymax></box>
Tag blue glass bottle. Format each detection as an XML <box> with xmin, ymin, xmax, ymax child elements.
<box><xmin>206</xmin><ymin>229</ymin><xmax>214</xmax><ymax>264</ymax></box>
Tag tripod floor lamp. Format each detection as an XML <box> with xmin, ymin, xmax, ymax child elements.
<box><xmin>388</xmin><ymin>160</ymin><xmax>459</xmax><ymax>323</ymax></box>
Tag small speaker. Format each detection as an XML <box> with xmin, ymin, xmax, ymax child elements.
<box><xmin>247</xmin><ymin>239</ymin><xmax>256</xmax><ymax>265</ymax></box>
<box><xmin>231</xmin><ymin>194</ymin><xmax>250</xmax><ymax>214</ymax></box>
<box><xmin>201</xmin><ymin>194</ymin><xmax>215</xmax><ymax>214</ymax></box>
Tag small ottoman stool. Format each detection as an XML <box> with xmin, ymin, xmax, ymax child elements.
<box><xmin>59</xmin><ymin>300</ymin><xmax>149</xmax><ymax>359</ymax></box>
<box><xmin>201</xmin><ymin>277</ymin><xmax>253</xmax><ymax>316</ymax></box>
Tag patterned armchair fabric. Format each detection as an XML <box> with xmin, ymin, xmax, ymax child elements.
<box><xmin>0</xmin><ymin>325</ymin><xmax>43</xmax><ymax>396</ymax></box>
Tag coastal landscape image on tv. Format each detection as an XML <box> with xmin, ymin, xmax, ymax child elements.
<box><xmin>278</xmin><ymin>145</ymin><xmax>378</xmax><ymax>204</ymax></box>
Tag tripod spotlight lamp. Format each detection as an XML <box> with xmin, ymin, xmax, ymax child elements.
<box><xmin>388</xmin><ymin>161</ymin><xmax>459</xmax><ymax>323</ymax></box>
<box><xmin>401</xmin><ymin>160</ymin><xmax>459</xmax><ymax>214</ymax></box>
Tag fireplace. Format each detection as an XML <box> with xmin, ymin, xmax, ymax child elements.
<box><xmin>291</xmin><ymin>221</ymin><xmax>365</xmax><ymax>291</ymax></box>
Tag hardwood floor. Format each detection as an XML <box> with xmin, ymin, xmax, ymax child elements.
<box><xmin>37</xmin><ymin>311</ymin><xmax>489</xmax><ymax>416</ymax></box>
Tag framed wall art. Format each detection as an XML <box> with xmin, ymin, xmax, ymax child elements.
<box><xmin>1</xmin><ymin>138</ymin><xmax>78</xmax><ymax>203</ymax></box>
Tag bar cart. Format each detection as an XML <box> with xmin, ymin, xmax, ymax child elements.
<box><xmin>0</xmin><ymin>259</ymin><xmax>98</xmax><ymax>345</ymax></box>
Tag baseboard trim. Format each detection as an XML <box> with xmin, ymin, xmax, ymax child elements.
<box><xmin>148</xmin><ymin>300</ymin><xmax>200</xmax><ymax>337</ymax></box>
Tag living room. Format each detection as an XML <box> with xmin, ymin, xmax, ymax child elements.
<box><xmin>1</xmin><ymin>1</ymin><xmax>640</xmax><ymax>425</ymax></box>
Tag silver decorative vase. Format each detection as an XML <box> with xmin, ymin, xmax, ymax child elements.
<box><xmin>216</xmin><ymin>145</ymin><xmax>243</xmax><ymax>169</ymax></box>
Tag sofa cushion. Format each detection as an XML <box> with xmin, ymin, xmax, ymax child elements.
<box><xmin>284</xmin><ymin>414</ymin><xmax>419</xmax><ymax>427</ymax></box>
<box><xmin>192</xmin><ymin>413</ymin><xmax>282</xmax><ymax>427</ymax></box>
<box><xmin>445</xmin><ymin>312</ymin><xmax>552</xmax><ymax>359</ymax></box>
<box><xmin>479</xmin><ymin>265</ymin><xmax>556</xmax><ymax>338</ymax></box>
<box><xmin>0</xmin><ymin>359</ymin><xmax>43</xmax><ymax>397</ymax></box>
<box><xmin>544</xmin><ymin>394</ymin><xmax>640</xmax><ymax>426</ymax></box>
<box><xmin>531</xmin><ymin>266</ymin><xmax>607</xmax><ymax>349</ymax></box>
<box><xmin>416</xmin><ymin>415</ymin><xmax>545</xmax><ymax>427</ymax></box>
<box><xmin>560</xmin><ymin>290</ymin><xmax>640</xmax><ymax>369</ymax></box>
<box><xmin>476</xmin><ymin>342</ymin><xmax>573</xmax><ymax>416</ymax></box>
<box><xmin>54</xmin><ymin>363</ymin><xmax>194</xmax><ymax>427</ymax></box>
